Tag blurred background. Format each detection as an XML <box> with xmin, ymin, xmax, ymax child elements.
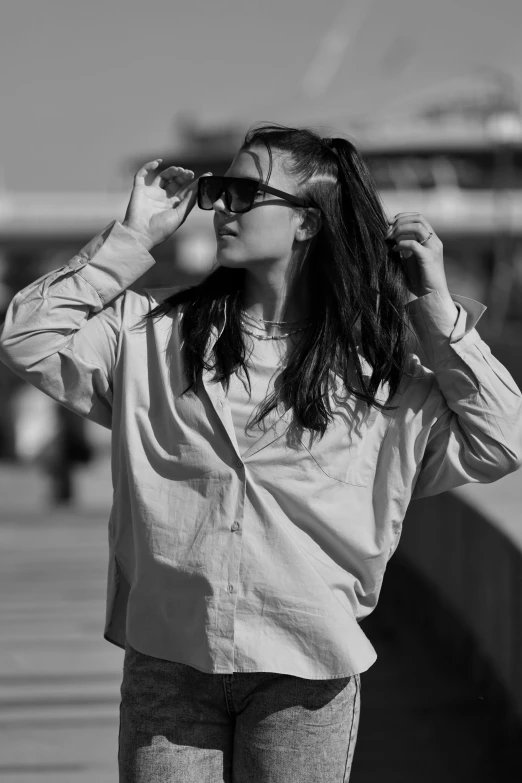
<box><xmin>1</xmin><ymin>0</ymin><xmax>522</xmax><ymax>781</ymax></box>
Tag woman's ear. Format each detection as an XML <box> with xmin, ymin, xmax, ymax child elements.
<box><xmin>295</xmin><ymin>207</ymin><xmax>322</xmax><ymax>243</ymax></box>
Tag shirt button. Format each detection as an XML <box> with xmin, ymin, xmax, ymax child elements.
<box><xmin>235</xmin><ymin>459</ymin><xmax>243</xmax><ymax>470</ymax></box>
<box><xmin>219</xmin><ymin>399</ymin><xmax>226</xmax><ymax>407</ymax></box>
<box><xmin>227</xmin><ymin>584</ymin><xmax>234</xmax><ymax>593</ymax></box>
<box><xmin>231</xmin><ymin>521</ymin><xmax>240</xmax><ymax>532</ymax></box>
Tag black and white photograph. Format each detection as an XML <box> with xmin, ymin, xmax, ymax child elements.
<box><xmin>1</xmin><ymin>1</ymin><xmax>522</xmax><ymax>781</ymax></box>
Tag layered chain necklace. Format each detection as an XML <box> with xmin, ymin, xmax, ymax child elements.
<box><xmin>240</xmin><ymin>310</ymin><xmax>312</xmax><ymax>341</ymax></box>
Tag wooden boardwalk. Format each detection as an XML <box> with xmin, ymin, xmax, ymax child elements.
<box><xmin>0</xmin><ymin>457</ymin><xmax>520</xmax><ymax>782</ymax></box>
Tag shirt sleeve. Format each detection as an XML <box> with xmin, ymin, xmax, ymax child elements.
<box><xmin>0</xmin><ymin>220</ymin><xmax>156</xmax><ymax>429</ymax></box>
<box><xmin>405</xmin><ymin>290</ymin><xmax>522</xmax><ymax>499</ymax></box>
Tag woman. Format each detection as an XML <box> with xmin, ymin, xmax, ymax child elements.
<box><xmin>1</xmin><ymin>123</ymin><xmax>521</xmax><ymax>782</ymax></box>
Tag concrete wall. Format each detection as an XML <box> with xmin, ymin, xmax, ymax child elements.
<box><xmin>395</xmin><ymin>469</ymin><xmax>522</xmax><ymax>729</ymax></box>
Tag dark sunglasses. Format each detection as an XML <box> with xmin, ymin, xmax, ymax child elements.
<box><xmin>197</xmin><ymin>175</ymin><xmax>308</xmax><ymax>214</ymax></box>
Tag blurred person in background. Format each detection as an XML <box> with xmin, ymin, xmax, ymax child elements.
<box><xmin>38</xmin><ymin>404</ymin><xmax>94</xmax><ymax>504</ymax></box>
<box><xmin>0</xmin><ymin>123</ymin><xmax>521</xmax><ymax>782</ymax></box>
<box><xmin>0</xmin><ymin>252</ymin><xmax>19</xmax><ymax>460</ymax></box>
<box><xmin>3</xmin><ymin>251</ymin><xmax>94</xmax><ymax>503</ymax></box>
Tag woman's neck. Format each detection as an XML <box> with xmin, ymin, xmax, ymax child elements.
<box><xmin>241</xmin><ymin>256</ymin><xmax>312</xmax><ymax>326</ymax></box>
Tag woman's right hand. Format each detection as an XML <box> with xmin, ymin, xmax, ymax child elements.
<box><xmin>122</xmin><ymin>160</ymin><xmax>211</xmax><ymax>251</ymax></box>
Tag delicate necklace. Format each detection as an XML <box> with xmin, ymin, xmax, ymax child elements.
<box><xmin>241</xmin><ymin>309</ymin><xmax>311</xmax><ymax>327</ymax></box>
<box><xmin>240</xmin><ymin>316</ymin><xmax>310</xmax><ymax>341</ymax></box>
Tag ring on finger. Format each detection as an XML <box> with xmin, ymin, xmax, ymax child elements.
<box><xmin>419</xmin><ymin>231</ymin><xmax>433</xmax><ymax>246</ymax></box>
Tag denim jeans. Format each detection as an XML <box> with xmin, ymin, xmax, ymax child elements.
<box><xmin>118</xmin><ymin>641</ymin><xmax>361</xmax><ymax>782</ymax></box>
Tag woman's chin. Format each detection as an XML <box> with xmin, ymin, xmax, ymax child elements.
<box><xmin>215</xmin><ymin>247</ymin><xmax>244</xmax><ymax>267</ymax></box>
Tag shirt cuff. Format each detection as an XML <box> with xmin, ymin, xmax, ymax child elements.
<box><xmin>405</xmin><ymin>290</ymin><xmax>488</xmax><ymax>368</ymax></box>
<box><xmin>71</xmin><ymin>220</ymin><xmax>157</xmax><ymax>304</ymax></box>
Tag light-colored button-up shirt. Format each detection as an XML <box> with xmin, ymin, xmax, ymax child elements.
<box><xmin>1</xmin><ymin>220</ymin><xmax>521</xmax><ymax>679</ymax></box>
<box><xmin>227</xmin><ymin>332</ymin><xmax>294</xmax><ymax>455</ymax></box>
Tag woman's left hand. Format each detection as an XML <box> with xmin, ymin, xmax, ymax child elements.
<box><xmin>385</xmin><ymin>212</ymin><xmax>448</xmax><ymax>298</ymax></box>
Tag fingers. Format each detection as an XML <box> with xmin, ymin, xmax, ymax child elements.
<box><xmin>154</xmin><ymin>165</ymin><xmax>195</xmax><ymax>189</ymax></box>
<box><xmin>170</xmin><ymin>172</ymin><xmax>212</xmax><ymax>199</ymax></box>
<box><xmin>170</xmin><ymin>178</ymin><xmax>200</xmax><ymax>226</ymax></box>
<box><xmin>388</xmin><ymin>212</ymin><xmax>430</xmax><ymax>222</ymax></box>
<box><xmin>394</xmin><ymin>239</ymin><xmax>422</xmax><ymax>256</ymax></box>
<box><xmin>163</xmin><ymin>170</ymin><xmax>212</xmax><ymax>206</ymax></box>
<box><xmin>133</xmin><ymin>161</ymin><xmax>196</xmax><ymax>191</ymax></box>
<box><xmin>388</xmin><ymin>222</ymin><xmax>432</xmax><ymax>242</ymax></box>
<box><xmin>134</xmin><ymin>159</ymin><xmax>163</xmax><ymax>185</ymax></box>
<box><xmin>386</xmin><ymin>213</ymin><xmax>431</xmax><ymax>231</ymax></box>
<box><xmin>134</xmin><ymin>162</ymin><xmax>212</xmax><ymax>199</ymax></box>
<box><xmin>386</xmin><ymin>213</ymin><xmax>436</xmax><ymax>247</ymax></box>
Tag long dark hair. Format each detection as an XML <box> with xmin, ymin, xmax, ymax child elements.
<box><xmin>146</xmin><ymin>123</ymin><xmax>415</xmax><ymax>437</ymax></box>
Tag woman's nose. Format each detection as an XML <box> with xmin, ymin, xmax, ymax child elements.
<box><xmin>212</xmin><ymin>195</ymin><xmax>229</xmax><ymax>214</ymax></box>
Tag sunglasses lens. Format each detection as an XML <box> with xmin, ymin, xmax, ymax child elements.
<box><xmin>198</xmin><ymin>177</ymin><xmax>222</xmax><ymax>210</ymax></box>
<box><xmin>198</xmin><ymin>177</ymin><xmax>258</xmax><ymax>213</ymax></box>
<box><xmin>227</xmin><ymin>179</ymin><xmax>257</xmax><ymax>213</ymax></box>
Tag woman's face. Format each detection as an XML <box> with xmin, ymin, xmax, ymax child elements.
<box><xmin>212</xmin><ymin>145</ymin><xmax>304</xmax><ymax>269</ymax></box>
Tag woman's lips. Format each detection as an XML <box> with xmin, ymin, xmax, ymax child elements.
<box><xmin>216</xmin><ymin>223</ymin><xmax>237</xmax><ymax>237</ymax></box>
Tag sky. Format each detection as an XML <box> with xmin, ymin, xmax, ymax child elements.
<box><xmin>1</xmin><ymin>0</ymin><xmax>522</xmax><ymax>193</ymax></box>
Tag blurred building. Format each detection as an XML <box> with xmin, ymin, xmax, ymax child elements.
<box><xmin>141</xmin><ymin>88</ymin><xmax>522</xmax><ymax>343</ymax></box>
